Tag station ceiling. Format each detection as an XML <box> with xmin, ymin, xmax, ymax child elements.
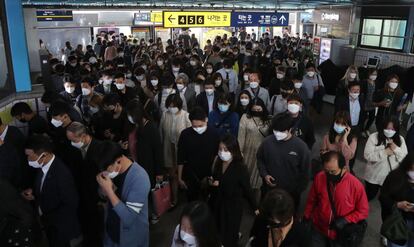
<box><xmin>22</xmin><ymin>0</ymin><xmax>355</xmax><ymax>9</ymax></box>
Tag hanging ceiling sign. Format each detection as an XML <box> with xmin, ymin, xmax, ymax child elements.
<box><xmin>231</xmin><ymin>12</ymin><xmax>289</xmax><ymax>27</ymax></box>
<box><xmin>163</xmin><ymin>11</ymin><xmax>231</xmax><ymax>28</ymax></box>
<box><xmin>36</xmin><ymin>10</ymin><xmax>73</xmax><ymax>22</ymax></box>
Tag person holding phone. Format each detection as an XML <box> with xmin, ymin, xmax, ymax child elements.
<box><xmin>380</xmin><ymin>152</ymin><xmax>414</xmax><ymax>247</ymax></box>
<box><xmin>320</xmin><ymin>111</ymin><xmax>357</xmax><ymax>170</ymax></box>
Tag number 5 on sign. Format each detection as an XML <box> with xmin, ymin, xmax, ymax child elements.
<box><xmin>163</xmin><ymin>11</ymin><xmax>231</xmax><ymax>28</ymax></box>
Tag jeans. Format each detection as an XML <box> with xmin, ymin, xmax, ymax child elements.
<box><xmin>311</xmin><ymin>226</ymin><xmax>343</xmax><ymax>247</ymax></box>
<box><xmin>388</xmin><ymin>219</ymin><xmax>414</xmax><ymax>247</ymax></box>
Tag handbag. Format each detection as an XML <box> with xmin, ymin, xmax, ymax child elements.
<box><xmin>326</xmin><ymin>179</ymin><xmax>367</xmax><ymax>247</ymax></box>
<box><xmin>381</xmin><ymin>205</ymin><xmax>414</xmax><ymax>245</ymax></box>
<box><xmin>151</xmin><ymin>181</ymin><xmax>172</xmax><ymax>217</ymax></box>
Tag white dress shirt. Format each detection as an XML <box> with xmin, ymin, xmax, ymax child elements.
<box><xmin>349</xmin><ymin>97</ymin><xmax>361</xmax><ymax>127</ymax></box>
<box><xmin>0</xmin><ymin>125</ymin><xmax>8</xmax><ymax>141</ymax></box>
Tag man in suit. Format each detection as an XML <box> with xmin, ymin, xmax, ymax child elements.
<box><xmin>10</xmin><ymin>102</ymin><xmax>49</xmax><ymax>136</ymax></box>
<box><xmin>196</xmin><ymin>79</ymin><xmax>219</xmax><ymax>114</ymax></box>
<box><xmin>66</xmin><ymin>121</ymin><xmax>105</xmax><ymax>247</ymax></box>
<box><xmin>96</xmin><ymin>141</ymin><xmax>151</xmax><ymax>247</ymax></box>
<box><xmin>334</xmin><ymin>81</ymin><xmax>366</xmax><ymax>134</ymax></box>
<box><xmin>22</xmin><ymin>134</ymin><xmax>81</xmax><ymax>247</ymax></box>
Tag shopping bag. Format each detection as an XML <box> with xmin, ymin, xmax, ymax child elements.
<box><xmin>381</xmin><ymin>206</ymin><xmax>414</xmax><ymax>246</ymax></box>
<box><xmin>151</xmin><ymin>181</ymin><xmax>171</xmax><ymax>217</ymax></box>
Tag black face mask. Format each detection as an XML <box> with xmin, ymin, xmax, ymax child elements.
<box><xmin>251</xmin><ymin>111</ymin><xmax>263</xmax><ymax>117</ymax></box>
<box><xmin>326</xmin><ymin>169</ymin><xmax>343</xmax><ymax>184</ymax></box>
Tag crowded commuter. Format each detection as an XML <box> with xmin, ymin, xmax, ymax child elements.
<box><xmin>10</xmin><ymin>102</ymin><xmax>49</xmax><ymax>136</ymax></box>
<box><xmin>337</xmin><ymin>65</ymin><xmax>360</xmax><ymax>97</ymax></box>
<box><xmin>287</xmin><ymin>94</ymin><xmax>315</xmax><ymax>149</ymax></box>
<box><xmin>208</xmin><ymin>93</ymin><xmax>239</xmax><ymax>137</ymax></box>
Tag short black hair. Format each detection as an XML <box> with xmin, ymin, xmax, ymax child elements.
<box><xmin>287</xmin><ymin>94</ymin><xmax>303</xmax><ymax>104</ymax></box>
<box><xmin>11</xmin><ymin>102</ymin><xmax>33</xmax><ymax>116</ymax></box>
<box><xmin>49</xmin><ymin>101</ymin><xmax>70</xmax><ymax>117</ymax></box>
<box><xmin>102</xmin><ymin>93</ymin><xmax>121</xmax><ymax>107</ymax></box>
<box><xmin>96</xmin><ymin>141</ymin><xmax>124</xmax><ymax>170</ymax></box>
<box><xmin>25</xmin><ymin>134</ymin><xmax>54</xmax><ymax>154</ymax></box>
<box><xmin>165</xmin><ymin>93</ymin><xmax>183</xmax><ymax>109</ymax></box>
<box><xmin>348</xmin><ymin>80</ymin><xmax>361</xmax><ymax>90</ymax></box>
<box><xmin>271</xmin><ymin>113</ymin><xmax>294</xmax><ymax>131</ymax></box>
<box><xmin>260</xmin><ymin>189</ymin><xmax>295</xmax><ymax>226</ymax></box>
<box><xmin>204</xmin><ymin>78</ymin><xmax>215</xmax><ymax>87</ymax></box>
<box><xmin>321</xmin><ymin>151</ymin><xmax>346</xmax><ymax>169</ymax></box>
<box><xmin>306</xmin><ymin>63</ymin><xmax>316</xmax><ymax>69</ymax></box>
<box><xmin>280</xmin><ymin>81</ymin><xmax>294</xmax><ymax>91</ymax></box>
<box><xmin>114</xmin><ymin>72</ymin><xmax>125</xmax><ymax>79</ymax></box>
<box><xmin>80</xmin><ymin>77</ymin><xmax>96</xmax><ymax>87</ymax></box>
<box><xmin>189</xmin><ymin>106</ymin><xmax>207</xmax><ymax>121</ymax></box>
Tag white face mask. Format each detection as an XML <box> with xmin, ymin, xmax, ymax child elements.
<box><xmin>407</xmin><ymin>171</ymin><xmax>414</xmax><ymax>181</ymax></box>
<box><xmin>71</xmin><ymin>141</ymin><xmax>84</xmax><ymax>149</ymax></box>
<box><xmin>89</xmin><ymin>106</ymin><xmax>99</xmax><ymax>114</ymax></box>
<box><xmin>163</xmin><ymin>88</ymin><xmax>176</xmax><ymax>95</ymax></box>
<box><xmin>51</xmin><ymin>118</ymin><xmax>63</xmax><ymax>128</ymax></box>
<box><xmin>107</xmin><ymin>169</ymin><xmax>119</xmax><ymax>179</ymax></box>
<box><xmin>190</xmin><ymin>60</ymin><xmax>197</xmax><ymax>66</ymax></box>
<box><xmin>127</xmin><ymin>115</ymin><xmax>135</xmax><ymax>124</ymax></box>
<box><xmin>136</xmin><ymin>75</ymin><xmax>145</xmax><ymax>81</ymax></box>
<box><xmin>384</xmin><ymin>129</ymin><xmax>396</xmax><ymax>138</ymax></box>
<box><xmin>369</xmin><ymin>75</ymin><xmax>377</xmax><ymax>81</ymax></box>
<box><xmin>294</xmin><ymin>83</ymin><xmax>302</xmax><ymax>89</ymax></box>
<box><xmin>176</xmin><ymin>84</ymin><xmax>185</xmax><ymax>91</ymax></box>
<box><xmin>82</xmin><ymin>88</ymin><xmax>91</xmax><ymax>96</ymax></box>
<box><xmin>307</xmin><ymin>71</ymin><xmax>315</xmax><ymax>77</ymax></box>
<box><xmin>349</xmin><ymin>73</ymin><xmax>357</xmax><ymax>79</ymax></box>
<box><xmin>389</xmin><ymin>82</ymin><xmax>398</xmax><ymax>90</ymax></box>
<box><xmin>172</xmin><ymin>67</ymin><xmax>180</xmax><ymax>72</ymax></box>
<box><xmin>157</xmin><ymin>60</ymin><xmax>164</xmax><ymax>66</ymax></box>
<box><xmin>287</xmin><ymin>103</ymin><xmax>300</xmax><ymax>114</ymax></box>
<box><xmin>205</xmin><ymin>89</ymin><xmax>214</xmax><ymax>96</ymax></box>
<box><xmin>349</xmin><ymin>93</ymin><xmax>360</xmax><ymax>99</ymax></box>
<box><xmin>218</xmin><ymin>150</ymin><xmax>232</xmax><ymax>162</ymax></box>
<box><xmin>243</xmin><ymin>74</ymin><xmax>249</xmax><ymax>82</ymax></box>
<box><xmin>168</xmin><ymin>107</ymin><xmax>179</xmax><ymax>114</ymax></box>
<box><xmin>240</xmin><ymin>98</ymin><xmax>250</xmax><ymax>106</ymax></box>
<box><xmin>150</xmin><ymin>80</ymin><xmax>159</xmax><ymax>86</ymax></box>
<box><xmin>28</xmin><ymin>152</ymin><xmax>46</xmax><ymax>168</ymax></box>
<box><xmin>193</xmin><ymin>126</ymin><xmax>207</xmax><ymax>134</ymax></box>
<box><xmin>65</xmin><ymin>86</ymin><xmax>75</xmax><ymax>94</ymax></box>
<box><xmin>276</xmin><ymin>73</ymin><xmax>284</xmax><ymax>79</ymax></box>
<box><xmin>180</xmin><ymin>230</ymin><xmax>196</xmax><ymax>245</ymax></box>
<box><xmin>215</xmin><ymin>80</ymin><xmax>222</xmax><ymax>86</ymax></box>
<box><xmin>103</xmin><ymin>79</ymin><xmax>112</xmax><ymax>86</ymax></box>
<box><xmin>115</xmin><ymin>83</ymin><xmax>125</xmax><ymax>90</ymax></box>
<box><xmin>249</xmin><ymin>81</ymin><xmax>259</xmax><ymax>89</ymax></box>
<box><xmin>273</xmin><ymin>130</ymin><xmax>288</xmax><ymax>141</ymax></box>
<box><xmin>206</xmin><ymin>68</ymin><xmax>213</xmax><ymax>74</ymax></box>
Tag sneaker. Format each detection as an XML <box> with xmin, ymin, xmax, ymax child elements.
<box><xmin>381</xmin><ymin>236</ymin><xmax>388</xmax><ymax>246</ymax></box>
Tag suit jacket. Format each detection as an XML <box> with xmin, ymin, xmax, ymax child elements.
<box><xmin>196</xmin><ymin>91</ymin><xmax>219</xmax><ymax>115</ymax></box>
<box><xmin>104</xmin><ymin>163</ymin><xmax>151</xmax><ymax>247</ymax></box>
<box><xmin>183</xmin><ymin>87</ymin><xmax>197</xmax><ymax>112</ymax></box>
<box><xmin>34</xmin><ymin>156</ymin><xmax>80</xmax><ymax>243</ymax></box>
<box><xmin>334</xmin><ymin>94</ymin><xmax>366</xmax><ymax>131</ymax></box>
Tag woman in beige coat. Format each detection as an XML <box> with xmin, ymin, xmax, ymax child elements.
<box><xmin>237</xmin><ymin>98</ymin><xmax>270</xmax><ymax>203</ymax></box>
<box><xmin>160</xmin><ymin>94</ymin><xmax>191</xmax><ymax>206</ymax></box>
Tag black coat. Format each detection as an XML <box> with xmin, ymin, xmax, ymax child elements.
<box><xmin>334</xmin><ymin>94</ymin><xmax>366</xmax><ymax>131</ymax></box>
<box><xmin>34</xmin><ymin>157</ymin><xmax>80</xmax><ymax>244</ymax></box>
<box><xmin>291</xmin><ymin>113</ymin><xmax>315</xmax><ymax>150</ymax></box>
<box><xmin>196</xmin><ymin>91</ymin><xmax>219</xmax><ymax>115</ymax></box>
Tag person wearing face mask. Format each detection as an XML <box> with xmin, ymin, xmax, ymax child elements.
<box><xmin>217</xmin><ymin>59</ymin><xmax>238</xmax><ymax>98</ymax></box>
<box><xmin>373</xmin><ymin>74</ymin><xmax>406</xmax><ymax>134</ymax></box>
<box><xmin>334</xmin><ymin>81</ymin><xmax>366</xmax><ymax>135</ymax></box>
<box><xmin>75</xmin><ymin>77</ymin><xmax>102</xmax><ymax>124</ymax></box>
<box><xmin>290</xmin><ymin>74</ymin><xmax>309</xmax><ymax>112</ymax></box>
<box><xmin>321</xmin><ymin>111</ymin><xmax>357</xmax><ymax>170</ymax></box>
<box><xmin>132</xmin><ymin>67</ymin><xmax>147</xmax><ymax>89</ymax></box>
<box><xmin>22</xmin><ymin>134</ymin><xmax>82</xmax><ymax>247</ymax></box>
<box><xmin>208</xmin><ymin>134</ymin><xmax>258</xmax><ymax>247</ymax></box>
<box><xmin>269</xmin><ymin>81</ymin><xmax>294</xmax><ymax>116</ymax></box>
<box><xmin>177</xmin><ymin>107</ymin><xmax>220</xmax><ymax>201</ymax></box>
<box><xmin>235</xmin><ymin>91</ymin><xmax>253</xmax><ymax>119</ymax></box>
<box><xmin>380</xmin><ymin>152</ymin><xmax>414</xmax><ymax>247</ymax></box>
<box><xmin>95</xmin><ymin>141</ymin><xmax>151</xmax><ymax>247</ymax></box>
<box><xmin>160</xmin><ymin>94</ymin><xmax>191</xmax><ymax>208</ymax></box>
<box><xmin>60</xmin><ymin>74</ymin><xmax>80</xmax><ymax>106</ymax></box>
<box><xmin>144</xmin><ymin>73</ymin><xmax>161</xmax><ymax>100</ymax></box>
<box><xmin>10</xmin><ymin>102</ymin><xmax>49</xmax><ymax>136</ymax></box>
<box><xmin>64</xmin><ymin>55</ymin><xmax>80</xmax><ymax>75</ymax></box>
<box><xmin>96</xmin><ymin>94</ymin><xmax>128</xmax><ymax>142</ymax></box>
<box><xmin>170</xmin><ymin>59</ymin><xmax>183</xmax><ymax>79</ymax></box>
<box><xmin>212</xmin><ymin>72</ymin><xmax>229</xmax><ymax>95</ymax></box>
<box><xmin>208</xmin><ymin>94</ymin><xmax>240</xmax><ymax>137</ymax></box>
<box><xmin>66</xmin><ymin>122</ymin><xmax>105</xmax><ymax>247</ymax></box>
<box><xmin>249</xmin><ymin>189</ymin><xmax>309</xmax><ymax>247</ymax></box>
<box><xmin>361</xmin><ymin>69</ymin><xmax>378</xmax><ymax>138</ymax></box>
<box><xmin>246</xmin><ymin>72</ymin><xmax>270</xmax><ymax>108</ymax></box>
<box><xmin>304</xmin><ymin>151</ymin><xmax>369</xmax><ymax>247</ymax></box>
<box><xmin>196</xmin><ymin>79</ymin><xmax>219</xmax><ymax>114</ymax></box>
<box><xmin>238</xmin><ymin>99</ymin><xmax>270</xmax><ymax>203</ymax></box>
<box><xmin>155</xmin><ymin>76</ymin><xmax>187</xmax><ymax>114</ymax></box>
<box><xmin>337</xmin><ymin>65</ymin><xmax>360</xmax><ymax>97</ymax></box>
<box><xmin>171</xmin><ymin>201</ymin><xmax>221</xmax><ymax>247</ymax></box>
<box><xmin>113</xmin><ymin>72</ymin><xmax>139</xmax><ymax>107</ymax></box>
<box><xmin>204</xmin><ymin>63</ymin><xmax>215</xmax><ymax>80</ymax></box>
<box><xmin>185</xmin><ymin>55</ymin><xmax>204</xmax><ymax>81</ymax></box>
<box><xmin>104</xmin><ymin>41</ymin><xmax>118</xmax><ymax>62</ymax></box>
<box><xmin>302</xmin><ymin>63</ymin><xmax>325</xmax><ymax>113</ymax></box>
<box><xmin>176</xmin><ymin>73</ymin><xmax>197</xmax><ymax>112</ymax></box>
<box><xmin>94</xmin><ymin>70</ymin><xmax>115</xmax><ymax>95</ymax></box>
<box><xmin>257</xmin><ymin>113</ymin><xmax>310</xmax><ymax>208</ymax></box>
<box><xmin>267</xmin><ymin>66</ymin><xmax>285</xmax><ymax>98</ymax></box>
<box><xmin>286</xmin><ymin>94</ymin><xmax>315</xmax><ymax>150</ymax></box>
<box><xmin>205</xmin><ymin>46</ymin><xmax>222</xmax><ymax>67</ymax></box>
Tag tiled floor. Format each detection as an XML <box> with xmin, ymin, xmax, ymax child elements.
<box><xmin>150</xmin><ymin>103</ymin><xmax>383</xmax><ymax>247</ymax></box>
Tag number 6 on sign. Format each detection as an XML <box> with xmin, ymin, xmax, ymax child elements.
<box><xmin>197</xmin><ymin>16</ymin><xmax>204</xmax><ymax>24</ymax></box>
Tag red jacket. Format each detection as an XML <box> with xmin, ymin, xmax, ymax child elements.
<box><xmin>304</xmin><ymin>171</ymin><xmax>369</xmax><ymax>240</ymax></box>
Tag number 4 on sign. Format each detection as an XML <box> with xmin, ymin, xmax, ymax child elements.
<box><xmin>279</xmin><ymin>15</ymin><xmax>286</xmax><ymax>25</ymax></box>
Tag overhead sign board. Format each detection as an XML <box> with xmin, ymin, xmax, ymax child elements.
<box><xmin>151</xmin><ymin>12</ymin><xmax>163</xmax><ymax>23</ymax></box>
<box><xmin>163</xmin><ymin>11</ymin><xmax>231</xmax><ymax>28</ymax></box>
<box><xmin>231</xmin><ymin>12</ymin><xmax>289</xmax><ymax>27</ymax></box>
<box><xmin>134</xmin><ymin>13</ymin><xmax>150</xmax><ymax>23</ymax></box>
<box><xmin>36</xmin><ymin>10</ymin><xmax>73</xmax><ymax>22</ymax></box>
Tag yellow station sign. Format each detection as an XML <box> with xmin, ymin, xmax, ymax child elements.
<box><xmin>151</xmin><ymin>12</ymin><xmax>163</xmax><ymax>23</ymax></box>
<box><xmin>163</xmin><ymin>11</ymin><xmax>231</xmax><ymax>28</ymax></box>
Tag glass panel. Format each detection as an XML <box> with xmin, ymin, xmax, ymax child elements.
<box><xmin>381</xmin><ymin>37</ymin><xmax>405</xmax><ymax>49</ymax></box>
<box><xmin>361</xmin><ymin>34</ymin><xmax>380</xmax><ymax>47</ymax></box>
<box><xmin>383</xmin><ymin>19</ymin><xmax>407</xmax><ymax>37</ymax></box>
<box><xmin>0</xmin><ymin>20</ymin><xmax>9</xmax><ymax>89</ymax></box>
<box><xmin>362</xmin><ymin>19</ymin><xmax>383</xmax><ymax>35</ymax></box>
